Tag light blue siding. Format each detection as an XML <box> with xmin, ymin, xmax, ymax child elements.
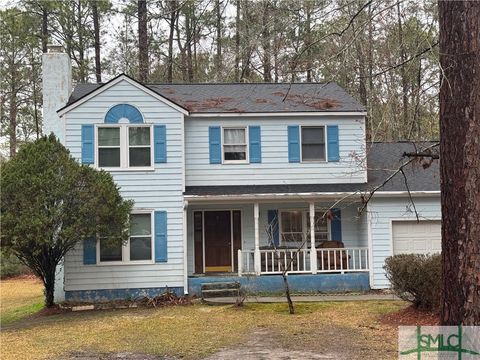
<box><xmin>63</xmin><ymin>79</ymin><xmax>185</xmax><ymax>291</ymax></box>
<box><xmin>185</xmin><ymin>116</ymin><xmax>366</xmax><ymax>186</ymax></box>
<box><xmin>367</xmin><ymin>197</ymin><xmax>441</xmax><ymax>289</ymax></box>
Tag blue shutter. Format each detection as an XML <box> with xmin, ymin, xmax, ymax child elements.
<box><xmin>83</xmin><ymin>237</ymin><xmax>96</xmax><ymax>265</ymax></box>
<box><xmin>249</xmin><ymin>126</ymin><xmax>261</xmax><ymax>163</ymax></box>
<box><xmin>209</xmin><ymin>126</ymin><xmax>221</xmax><ymax>164</ymax></box>
<box><xmin>327</xmin><ymin>125</ymin><xmax>340</xmax><ymax>162</ymax></box>
<box><xmin>154</xmin><ymin>125</ymin><xmax>167</xmax><ymax>163</ymax></box>
<box><xmin>81</xmin><ymin>125</ymin><xmax>94</xmax><ymax>164</ymax></box>
<box><xmin>267</xmin><ymin>210</ymin><xmax>280</xmax><ymax>247</ymax></box>
<box><xmin>330</xmin><ymin>208</ymin><xmax>342</xmax><ymax>241</ymax></box>
<box><xmin>287</xmin><ymin>125</ymin><xmax>300</xmax><ymax>163</ymax></box>
<box><xmin>155</xmin><ymin>211</ymin><xmax>168</xmax><ymax>262</ymax></box>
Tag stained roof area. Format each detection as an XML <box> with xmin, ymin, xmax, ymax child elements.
<box><xmin>67</xmin><ymin>82</ymin><xmax>365</xmax><ymax>113</ymax></box>
<box><xmin>184</xmin><ymin>142</ymin><xmax>440</xmax><ymax>196</ymax></box>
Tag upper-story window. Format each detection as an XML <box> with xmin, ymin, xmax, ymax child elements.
<box><xmin>301</xmin><ymin>126</ymin><xmax>326</xmax><ymax>161</ymax></box>
<box><xmin>223</xmin><ymin>127</ymin><xmax>248</xmax><ymax>163</ymax></box>
<box><xmin>97</xmin><ymin>124</ymin><xmax>153</xmax><ymax>170</ymax></box>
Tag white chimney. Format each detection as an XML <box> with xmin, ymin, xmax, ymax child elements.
<box><xmin>42</xmin><ymin>45</ymin><xmax>72</xmax><ymax>144</ymax></box>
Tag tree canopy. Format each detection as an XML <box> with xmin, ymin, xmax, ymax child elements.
<box><xmin>1</xmin><ymin>135</ymin><xmax>133</xmax><ymax>306</ymax></box>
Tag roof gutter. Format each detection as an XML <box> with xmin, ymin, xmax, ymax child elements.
<box><xmin>184</xmin><ymin>190</ymin><xmax>440</xmax><ymax>203</ymax></box>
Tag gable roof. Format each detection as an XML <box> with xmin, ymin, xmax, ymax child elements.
<box><xmin>66</xmin><ymin>78</ymin><xmax>365</xmax><ymax>114</ymax></box>
<box><xmin>184</xmin><ymin>141</ymin><xmax>440</xmax><ymax>197</ymax></box>
<box><xmin>57</xmin><ymin>74</ymin><xmax>189</xmax><ymax>116</ymax></box>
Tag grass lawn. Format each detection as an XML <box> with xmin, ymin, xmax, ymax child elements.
<box><xmin>0</xmin><ymin>278</ymin><xmax>407</xmax><ymax>360</ymax></box>
<box><xmin>0</xmin><ymin>277</ymin><xmax>44</xmax><ymax>326</ymax></box>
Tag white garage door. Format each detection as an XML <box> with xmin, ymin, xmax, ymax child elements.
<box><xmin>392</xmin><ymin>220</ymin><xmax>441</xmax><ymax>255</ymax></box>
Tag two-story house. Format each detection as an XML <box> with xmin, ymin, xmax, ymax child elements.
<box><xmin>43</xmin><ymin>47</ymin><xmax>441</xmax><ymax>303</ymax></box>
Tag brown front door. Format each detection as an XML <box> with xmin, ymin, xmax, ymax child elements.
<box><xmin>204</xmin><ymin>211</ymin><xmax>232</xmax><ymax>272</ymax></box>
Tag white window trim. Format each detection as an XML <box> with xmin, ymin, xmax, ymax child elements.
<box><xmin>97</xmin><ymin>209</ymin><xmax>155</xmax><ymax>265</ymax></box>
<box><xmin>300</xmin><ymin>125</ymin><xmax>328</xmax><ymax>163</ymax></box>
<box><xmin>221</xmin><ymin>126</ymin><xmax>249</xmax><ymax>164</ymax></box>
<box><xmin>95</xmin><ymin>124</ymin><xmax>154</xmax><ymax>171</ymax></box>
<box><xmin>279</xmin><ymin>209</ymin><xmax>331</xmax><ymax>247</ymax></box>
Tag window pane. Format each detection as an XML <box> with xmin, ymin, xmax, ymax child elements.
<box><xmin>282</xmin><ymin>233</ymin><xmax>304</xmax><ymax>242</ymax></box>
<box><xmin>130</xmin><ymin>236</ymin><xmax>152</xmax><ymax>260</ymax></box>
<box><xmin>302</xmin><ymin>144</ymin><xmax>325</xmax><ymax>161</ymax></box>
<box><xmin>130</xmin><ymin>214</ymin><xmax>151</xmax><ymax>236</ymax></box>
<box><xmin>302</xmin><ymin>127</ymin><xmax>324</xmax><ymax>144</ymax></box>
<box><xmin>98</xmin><ymin>128</ymin><xmax>120</xmax><ymax>146</ymax></box>
<box><xmin>224</xmin><ymin>128</ymin><xmax>245</xmax><ymax>144</ymax></box>
<box><xmin>307</xmin><ymin>212</ymin><xmax>329</xmax><ymax>241</ymax></box>
<box><xmin>99</xmin><ymin>148</ymin><xmax>121</xmax><ymax>167</ymax></box>
<box><xmin>100</xmin><ymin>240</ymin><xmax>122</xmax><ymax>262</ymax></box>
<box><xmin>129</xmin><ymin>127</ymin><xmax>150</xmax><ymax>146</ymax></box>
<box><xmin>224</xmin><ymin>151</ymin><xmax>246</xmax><ymax>161</ymax></box>
<box><xmin>129</xmin><ymin>148</ymin><xmax>151</xmax><ymax>167</ymax></box>
<box><xmin>281</xmin><ymin>211</ymin><xmax>303</xmax><ymax>232</ymax></box>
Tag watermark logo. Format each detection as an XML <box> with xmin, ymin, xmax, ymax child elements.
<box><xmin>399</xmin><ymin>326</ymin><xmax>480</xmax><ymax>359</ymax></box>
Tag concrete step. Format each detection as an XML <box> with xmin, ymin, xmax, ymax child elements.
<box><xmin>201</xmin><ymin>288</ymin><xmax>240</xmax><ymax>299</ymax></box>
<box><xmin>201</xmin><ymin>281</ymin><xmax>241</xmax><ymax>291</ymax></box>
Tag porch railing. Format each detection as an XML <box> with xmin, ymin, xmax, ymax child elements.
<box><xmin>238</xmin><ymin>247</ymin><xmax>369</xmax><ymax>276</ymax></box>
<box><xmin>316</xmin><ymin>247</ymin><xmax>369</xmax><ymax>273</ymax></box>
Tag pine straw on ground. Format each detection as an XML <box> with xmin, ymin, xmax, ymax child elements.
<box><xmin>379</xmin><ymin>305</ymin><xmax>440</xmax><ymax>327</ymax></box>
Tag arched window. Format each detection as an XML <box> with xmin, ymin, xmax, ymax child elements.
<box><xmin>105</xmin><ymin>104</ymin><xmax>143</xmax><ymax>124</ymax></box>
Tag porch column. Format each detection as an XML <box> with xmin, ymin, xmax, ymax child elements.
<box><xmin>254</xmin><ymin>202</ymin><xmax>261</xmax><ymax>275</ymax></box>
<box><xmin>309</xmin><ymin>202</ymin><xmax>318</xmax><ymax>274</ymax></box>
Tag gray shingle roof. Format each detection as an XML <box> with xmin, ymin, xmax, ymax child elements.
<box><xmin>184</xmin><ymin>142</ymin><xmax>440</xmax><ymax>196</ymax></box>
<box><xmin>67</xmin><ymin>82</ymin><xmax>365</xmax><ymax>113</ymax></box>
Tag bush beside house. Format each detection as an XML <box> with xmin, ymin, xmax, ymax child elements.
<box><xmin>384</xmin><ymin>253</ymin><xmax>442</xmax><ymax>310</ymax></box>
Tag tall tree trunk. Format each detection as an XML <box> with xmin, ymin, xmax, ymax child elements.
<box><xmin>42</xmin><ymin>6</ymin><xmax>48</xmax><ymax>53</ymax></box>
<box><xmin>138</xmin><ymin>0</ymin><xmax>148</xmax><ymax>83</ymax></box>
<box><xmin>167</xmin><ymin>0</ymin><xmax>177</xmax><ymax>83</ymax></box>
<box><xmin>396</xmin><ymin>2</ymin><xmax>409</xmax><ymax>138</ymax></box>
<box><xmin>234</xmin><ymin>0</ymin><xmax>240</xmax><ymax>82</ymax></box>
<box><xmin>92</xmin><ymin>0</ymin><xmax>102</xmax><ymax>83</ymax></box>
<box><xmin>185</xmin><ymin>4</ymin><xmax>194</xmax><ymax>82</ymax></box>
<box><xmin>305</xmin><ymin>2</ymin><xmax>312</xmax><ymax>83</ymax></box>
<box><xmin>215</xmin><ymin>0</ymin><xmax>222</xmax><ymax>81</ymax></box>
<box><xmin>439</xmin><ymin>0</ymin><xmax>480</xmax><ymax>326</ymax></box>
<box><xmin>77</xmin><ymin>0</ymin><xmax>86</xmax><ymax>82</ymax></box>
<box><xmin>261</xmin><ymin>1</ymin><xmax>272</xmax><ymax>82</ymax></box>
<box><xmin>9</xmin><ymin>89</ymin><xmax>17</xmax><ymax>158</ymax></box>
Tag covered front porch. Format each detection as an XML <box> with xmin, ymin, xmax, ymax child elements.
<box><xmin>185</xmin><ymin>194</ymin><xmax>371</xmax><ymax>294</ymax></box>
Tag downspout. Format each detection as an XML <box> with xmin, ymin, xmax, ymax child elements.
<box><xmin>183</xmin><ymin>200</ymin><xmax>189</xmax><ymax>294</ymax></box>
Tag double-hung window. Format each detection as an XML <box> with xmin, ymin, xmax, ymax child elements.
<box><xmin>99</xmin><ymin>212</ymin><xmax>153</xmax><ymax>263</ymax></box>
<box><xmin>301</xmin><ymin>126</ymin><xmax>326</xmax><ymax>161</ymax></box>
<box><xmin>280</xmin><ymin>210</ymin><xmax>330</xmax><ymax>246</ymax></box>
<box><xmin>97</xmin><ymin>125</ymin><xmax>153</xmax><ymax>170</ymax></box>
<box><xmin>223</xmin><ymin>127</ymin><xmax>248</xmax><ymax>162</ymax></box>
<box><xmin>280</xmin><ymin>211</ymin><xmax>304</xmax><ymax>243</ymax></box>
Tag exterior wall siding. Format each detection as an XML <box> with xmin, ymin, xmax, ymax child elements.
<box><xmin>367</xmin><ymin>197</ymin><xmax>441</xmax><ymax>289</ymax></box>
<box><xmin>63</xmin><ymin>80</ymin><xmax>185</xmax><ymax>292</ymax></box>
<box><xmin>187</xmin><ymin>201</ymin><xmax>366</xmax><ymax>275</ymax></box>
<box><xmin>184</xmin><ymin>116</ymin><xmax>366</xmax><ymax>186</ymax></box>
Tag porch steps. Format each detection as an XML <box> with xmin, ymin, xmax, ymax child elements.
<box><xmin>201</xmin><ymin>281</ymin><xmax>241</xmax><ymax>299</ymax></box>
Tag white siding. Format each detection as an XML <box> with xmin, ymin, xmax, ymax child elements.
<box><xmin>367</xmin><ymin>197</ymin><xmax>441</xmax><ymax>289</ymax></box>
<box><xmin>186</xmin><ymin>201</ymin><xmax>366</xmax><ymax>274</ymax></box>
<box><xmin>184</xmin><ymin>116</ymin><xmax>366</xmax><ymax>186</ymax></box>
<box><xmin>63</xmin><ymin>80</ymin><xmax>185</xmax><ymax>291</ymax></box>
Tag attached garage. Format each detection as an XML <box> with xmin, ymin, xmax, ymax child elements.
<box><xmin>392</xmin><ymin>220</ymin><xmax>442</xmax><ymax>255</ymax></box>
